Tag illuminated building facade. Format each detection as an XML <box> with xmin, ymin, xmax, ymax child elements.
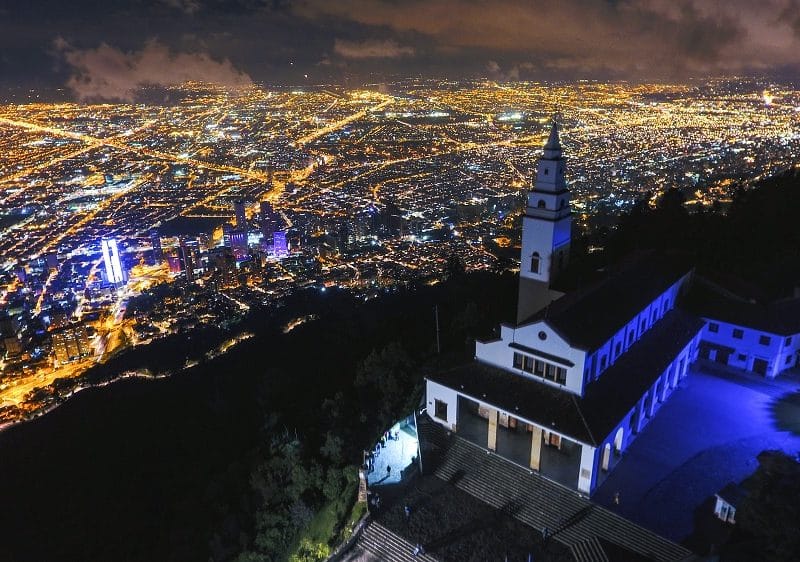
<box><xmin>233</xmin><ymin>199</ymin><xmax>247</xmax><ymax>230</ymax></box>
<box><xmin>150</xmin><ymin>229</ymin><xmax>163</xmax><ymax>262</ymax></box>
<box><xmin>51</xmin><ymin>324</ymin><xmax>91</xmax><ymax>363</ymax></box>
<box><xmin>260</xmin><ymin>201</ymin><xmax>276</xmax><ymax>248</ymax></box>
<box><xmin>272</xmin><ymin>231</ymin><xmax>289</xmax><ymax>258</ymax></box>
<box><xmin>178</xmin><ymin>238</ymin><xmax>196</xmax><ymax>281</ymax></box>
<box><xmin>229</xmin><ymin>230</ymin><xmax>248</xmax><ymax>260</ymax></box>
<box><xmin>101</xmin><ymin>238</ymin><xmax>126</xmax><ymax>286</ymax></box>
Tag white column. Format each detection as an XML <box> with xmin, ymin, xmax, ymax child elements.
<box><xmin>487</xmin><ymin>408</ymin><xmax>498</xmax><ymax>451</ymax></box>
<box><xmin>578</xmin><ymin>444</ymin><xmax>595</xmax><ymax>493</ymax></box>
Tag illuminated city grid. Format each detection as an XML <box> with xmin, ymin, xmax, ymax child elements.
<box><xmin>0</xmin><ymin>78</ymin><xmax>798</xmax><ymax>420</ymax></box>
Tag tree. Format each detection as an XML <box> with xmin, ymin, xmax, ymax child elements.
<box><xmin>354</xmin><ymin>341</ymin><xmax>416</xmax><ymax>427</ymax></box>
<box><xmin>445</xmin><ymin>253</ymin><xmax>466</xmax><ymax>279</ymax></box>
<box><xmin>732</xmin><ymin>451</ymin><xmax>800</xmax><ymax>561</ymax></box>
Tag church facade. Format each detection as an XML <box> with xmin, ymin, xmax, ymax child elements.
<box><xmin>425</xmin><ymin>121</ymin><xmax>799</xmax><ymax>495</ymax></box>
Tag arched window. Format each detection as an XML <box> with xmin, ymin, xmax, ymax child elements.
<box><xmin>531</xmin><ymin>252</ymin><xmax>540</xmax><ymax>274</ymax></box>
<box><xmin>537</xmin><ymin>199</ymin><xmax>546</xmax><ymax>209</ymax></box>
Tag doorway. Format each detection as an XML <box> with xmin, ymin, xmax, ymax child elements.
<box><xmin>752</xmin><ymin>358</ymin><xmax>769</xmax><ymax>376</ymax></box>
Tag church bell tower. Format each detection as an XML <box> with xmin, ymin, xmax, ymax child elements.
<box><xmin>517</xmin><ymin>120</ymin><xmax>572</xmax><ymax>322</ymax></box>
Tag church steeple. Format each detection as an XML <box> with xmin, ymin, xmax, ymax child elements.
<box><xmin>543</xmin><ymin>120</ymin><xmax>561</xmax><ymax>158</ymax></box>
<box><xmin>516</xmin><ymin>118</ymin><xmax>572</xmax><ymax>322</ymax></box>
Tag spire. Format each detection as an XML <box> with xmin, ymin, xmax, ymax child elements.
<box><xmin>542</xmin><ymin>118</ymin><xmax>562</xmax><ymax>160</ymax></box>
<box><xmin>544</xmin><ymin>119</ymin><xmax>560</xmax><ymax>151</ymax></box>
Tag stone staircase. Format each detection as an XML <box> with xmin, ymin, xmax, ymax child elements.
<box><xmin>355</xmin><ymin>521</ymin><xmax>439</xmax><ymax>562</ymax></box>
<box><xmin>431</xmin><ymin>436</ymin><xmax>693</xmax><ymax>562</ymax></box>
<box><xmin>569</xmin><ymin>537</ymin><xmax>610</xmax><ymax>562</ymax></box>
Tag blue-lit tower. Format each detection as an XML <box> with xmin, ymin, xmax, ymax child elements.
<box><xmin>101</xmin><ymin>238</ymin><xmax>127</xmax><ymax>286</ymax></box>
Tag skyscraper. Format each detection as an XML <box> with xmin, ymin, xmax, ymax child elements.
<box><xmin>272</xmin><ymin>231</ymin><xmax>289</xmax><ymax>258</ymax></box>
<box><xmin>229</xmin><ymin>229</ymin><xmax>248</xmax><ymax>260</ymax></box>
<box><xmin>233</xmin><ymin>199</ymin><xmax>247</xmax><ymax>230</ymax></box>
<box><xmin>260</xmin><ymin>200</ymin><xmax>275</xmax><ymax>246</ymax></box>
<box><xmin>178</xmin><ymin>238</ymin><xmax>195</xmax><ymax>282</ymax></box>
<box><xmin>150</xmin><ymin>229</ymin><xmax>163</xmax><ymax>262</ymax></box>
<box><xmin>101</xmin><ymin>238</ymin><xmax>126</xmax><ymax>286</ymax></box>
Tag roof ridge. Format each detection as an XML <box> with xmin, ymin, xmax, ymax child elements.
<box><xmin>571</xmin><ymin>392</ymin><xmax>597</xmax><ymax>446</ymax></box>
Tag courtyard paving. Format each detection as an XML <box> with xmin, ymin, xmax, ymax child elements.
<box><xmin>366</xmin><ymin>421</ymin><xmax>420</xmax><ymax>487</ymax></box>
<box><xmin>594</xmin><ymin>362</ymin><xmax>800</xmax><ymax>542</ymax></box>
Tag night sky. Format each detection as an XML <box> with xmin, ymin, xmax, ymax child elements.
<box><xmin>2</xmin><ymin>0</ymin><xmax>800</xmax><ymax>100</ymax></box>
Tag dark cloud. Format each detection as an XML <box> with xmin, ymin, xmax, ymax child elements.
<box><xmin>334</xmin><ymin>39</ymin><xmax>414</xmax><ymax>59</ymax></box>
<box><xmin>0</xmin><ymin>0</ymin><xmax>798</xmax><ymax>95</ymax></box>
<box><xmin>54</xmin><ymin>38</ymin><xmax>252</xmax><ymax>101</ymax></box>
<box><xmin>298</xmin><ymin>0</ymin><xmax>800</xmax><ymax>78</ymax></box>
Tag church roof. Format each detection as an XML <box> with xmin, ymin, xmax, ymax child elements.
<box><xmin>428</xmin><ymin>308</ymin><xmax>704</xmax><ymax>446</ymax></box>
<box><xmin>520</xmin><ymin>252</ymin><xmax>693</xmax><ymax>351</ymax></box>
<box><xmin>683</xmin><ymin>277</ymin><xmax>800</xmax><ymax>335</ymax></box>
<box><xmin>429</xmin><ymin>362</ymin><xmax>593</xmax><ymax>443</ymax></box>
<box><xmin>579</xmin><ymin>308</ymin><xmax>704</xmax><ymax>442</ymax></box>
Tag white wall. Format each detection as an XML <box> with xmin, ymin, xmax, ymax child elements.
<box><xmin>701</xmin><ymin>319</ymin><xmax>795</xmax><ymax>377</ymax></box>
<box><xmin>425</xmin><ymin>380</ymin><xmax>459</xmax><ymax>430</ymax></box>
<box><xmin>476</xmin><ymin>320</ymin><xmax>587</xmax><ymax>395</ymax></box>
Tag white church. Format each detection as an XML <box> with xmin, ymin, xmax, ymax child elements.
<box><xmin>425</xmin><ymin>121</ymin><xmax>800</xmax><ymax>495</ymax></box>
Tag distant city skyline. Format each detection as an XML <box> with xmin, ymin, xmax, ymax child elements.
<box><xmin>2</xmin><ymin>1</ymin><xmax>800</xmax><ymax>101</ymax></box>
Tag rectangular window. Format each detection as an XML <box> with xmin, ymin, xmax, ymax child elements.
<box><xmin>523</xmin><ymin>355</ymin><xmax>534</xmax><ymax>373</ymax></box>
<box><xmin>738</xmin><ymin>353</ymin><xmax>747</xmax><ymax>361</ymax></box>
<box><xmin>708</xmin><ymin>322</ymin><xmax>719</xmax><ymax>333</ymax></box>
<box><xmin>534</xmin><ymin>360</ymin><xmax>545</xmax><ymax>376</ymax></box>
<box><xmin>556</xmin><ymin>367</ymin><xmax>567</xmax><ymax>385</ymax></box>
<box><xmin>787</xmin><ymin>355</ymin><xmax>793</xmax><ymax>365</ymax></box>
<box><xmin>614</xmin><ymin>342</ymin><xmax>622</xmax><ymax>358</ymax></box>
<box><xmin>600</xmin><ymin>355</ymin><xmax>607</xmax><ymax>371</ymax></box>
<box><xmin>785</xmin><ymin>336</ymin><xmax>792</xmax><ymax>346</ymax></box>
<box><xmin>434</xmin><ymin>399</ymin><xmax>448</xmax><ymax>421</ymax></box>
<box><xmin>759</xmin><ymin>335</ymin><xmax>771</xmax><ymax>346</ymax></box>
<box><xmin>733</xmin><ymin>328</ymin><xmax>744</xmax><ymax>339</ymax></box>
<box><xmin>544</xmin><ymin>363</ymin><xmax>554</xmax><ymax>381</ymax></box>
<box><xmin>513</xmin><ymin>352</ymin><xmax>523</xmax><ymax>369</ymax></box>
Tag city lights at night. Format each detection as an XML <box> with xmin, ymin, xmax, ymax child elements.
<box><xmin>1</xmin><ymin>1</ymin><xmax>800</xmax><ymax>561</ymax></box>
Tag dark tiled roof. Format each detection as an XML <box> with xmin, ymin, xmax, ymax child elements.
<box><xmin>521</xmin><ymin>252</ymin><xmax>693</xmax><ymax>350</ymax></box>
<box><xmin>428</xmin><ymin>309</ymin><xmax>704</xmax><ymax>446</ymax></box>
<box><xmin>580</xmin><ymin>308</ymin><xmax>705</xmax><ymax>441</ymax></box>
<box><xmin>716</xmin><ymin>482</ymin><xmax>747</xmax><ymax>507</ymax></box>
<box><xmin>428</xmin><ymin>362</ymin><xmax>594</xmax><ymax>444</ymax></box>
<box><xmin>683</xmin><ymin>277</ymin><xmax>800</xmax><ymax>335</ymax></box>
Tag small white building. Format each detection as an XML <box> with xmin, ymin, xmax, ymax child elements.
<box><xmin>686</xmin><ymin>279</ymin><xmax>800</xmax><ymax>378</ymax></box>
<box><xmin>714</xmin><ymin>483</ymin><xmax>745</xmax><ymax>524</ymax></box>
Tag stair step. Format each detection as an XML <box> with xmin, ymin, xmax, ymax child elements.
<box><xmin>357</xmin><ymin>522</ymin><xmax>439</xmax><ymax>562</ymax></box>
<box><xmin>420</xmin><ymin>430</ymin><xmax>691</xmax><ymax>562</ymax></box>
